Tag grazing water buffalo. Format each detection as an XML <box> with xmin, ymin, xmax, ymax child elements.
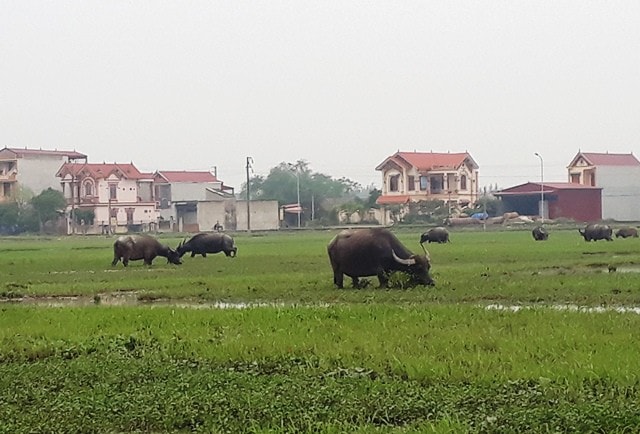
<box><xmin>177</xmin><ymin>233</ymin><xmax>237</xmax><ymax>258</ymax></box>
<box><xmin>532</xmin><ymin>226</ymin><xmax>549</xmax><ymax>241</ymax></box>
<box><xmin>579</xmin><ymin>224</ymin><xmax>613</xmax><ymax>242</ymax></box>
<box><xmin>615</xmin><ymin>227</ymin><xmax>638</xmax><ymax>238</ymax></box>
<box><xmin>112</xmin><ymin>235</ymin><xmax>182</xmax><ymax>267</ymax></box>
<box><xmin>419</xmin><ymin>227</ymin><xmax>450</xmax><ymax>244</ymax></box>
<box><xmin>327</xmin><ymin>228</ymin><xmax>433</xmax><ymax>288</ymax></box>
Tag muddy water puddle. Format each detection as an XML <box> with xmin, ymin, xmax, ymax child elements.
<box><xmin>0</xmin><ymin>292</ymin><xmax>283</xmax><ymax>309</ymax></box>
<box><xmin>485</xmin><ymin>303</ymin><xmax>640</xmax><ymax>315</ymax></box>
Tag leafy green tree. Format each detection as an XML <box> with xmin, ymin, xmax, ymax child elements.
<box><xmin>0</xmin><ymin>202</ymin><xmax>20</xmax><ymax>233</ymax></box>
<box><xmin>31</xmin><ymin>188</ymin><xmax>66</xmax><ymax>230</ymax></box>
<box><xmin>241</xmin><ymin>160</ymin><xmax>361</xmax><ymax>225</ymax></box>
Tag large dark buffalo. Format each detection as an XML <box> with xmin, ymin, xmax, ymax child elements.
<box><xmin>112</xmin><ymin>235</ymin><xmax>182</xmax><ymax>267</ymax></box>
<box><xmin>532</xmin><ymin>226</ymin><xmax>549</xmax><ymax>241</ymax></box>
<box><xmin>420</xmin><ymin>227</ymin><xmax>450</xmax><ymax>244</ymax></box>
<box><xmin>615</xmin><ymin>227</ymin><xmax>638</xmax><ymax>238</ymax></box>
<box><xmin>327</xmin><ymin>228</ymin><xmax>434</xmax><ymax>288</ymax></box>
<box><xmin>177</xmin><ymin>233</ymin><xmax>237</xmax><ymax>258</ymax></box>
<box><xmin>579</xmin><ymin>224</ymin><xmax>613</xmax><ymax>242</ymax></box>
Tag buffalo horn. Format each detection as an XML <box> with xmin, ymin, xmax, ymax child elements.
<box><xmin>392</xmin><ymin>250</ymin><xmax>416</xmax><ymax>266</ymax></box>
<box><xmin>419</xmin><ymin>243</ymin><xmax>431</xmax><ymax>261</ymax></box>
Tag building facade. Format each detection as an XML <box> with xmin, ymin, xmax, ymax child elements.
<box><xmin>495</xmin><ymin>182</ymin><xmax>602</xmax><ymax>223</ymax></box>
<box><xmin>374</xmin><ymin>151</ymin><xmax>479</xmax><ymax>223</ymax></box>
<box><xmin>153</xmin><ymin>170</ymin><xmax>235</xmax><ymax>231</ymax></box>
<box><xmin>0</xmin><ymin>147</ymin><xmax>87</xmax><ymax>202</ymax></box>
<box><xmin>57</xmin><ymin>162</ymin><xmax>157</xmax><ymax>234</ymax></box>
<box><xmin>567</xmin><ymin>152</ymin><xmax>640</xmax><ymax>221</ymax></box>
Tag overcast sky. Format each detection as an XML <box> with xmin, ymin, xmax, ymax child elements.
<box><xmin>2</xmin><ymin>1</ymin><xmax>639</xmax><ymax>191</ymax></box>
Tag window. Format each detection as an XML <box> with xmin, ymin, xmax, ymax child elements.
<box><xmin>109</xmin><ymin>184</ymin><xmax>117</xmax><ymax>200</ymax></box>
<box><xmin>408</xmin><ymin>176</ymin><xmax>415</xmax><ymax>191</ymax></box>
<box><xmin>84</xmin><ymin>181</ymin><xmax>93</xmax><ymax>196</ymax></box>
<box><xmin>460</xmin><ymin>175</ymin><xmax>467</xmax><ymax>190</ymax></box>
<box><xmin>430</xmin><ymin>176</ymin><xmax>442</xmax><ymax>193</ymax></box>
<box><xmin>125</xmin><ymin>208</ymin><xmax>135</xmax><ymax>224</ymax></box>
<box><xmin>570</xmin><ymin>173</ymin><xmax>580</xmax><ymax>184</ymax></box>
<box><xmin>389</xmin><ymin>175</ymin><xmax>400</xmax><ymax>192</ymax></box>
<box><xmin>419</xmin><ymin>176</ymin><xmax>428</xmax><ymax>191</ymax></box>
<box><xmin>110</xmin><ymin>207</ymin><xmax>118</xmax><ymax>218</ymax></box>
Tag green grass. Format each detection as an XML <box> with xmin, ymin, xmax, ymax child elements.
<box><xmin>2</xmin><ymin>227</ymin><xmax>640</xmax><ymax>432</ymax></box>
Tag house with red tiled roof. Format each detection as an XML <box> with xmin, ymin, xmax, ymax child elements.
<box><xmin>375</xmin><ymin>151</ymin><xmax>479</xmax><ymax>222</ymax></box>
<box><xmin>0</xmin><ymin>146</ymin><xmax>87</xmax><ymax>202</ymax></box>
<box><xmin>567</xmin><ymin>151</ymin><xmax>640</xmax><ymax>221</ymax></box>
<box><xmin>152</xmin><ymin>170</ymin><xmax>235</xmax><ymax>231</ymax></box>
<box><xmin>56</xmin><ymin>162</ymin><xmax>157</xmax><ymax>234</ymax></box>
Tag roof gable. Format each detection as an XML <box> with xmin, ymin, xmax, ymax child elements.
<box><xmin>498</xmin><ymin>182</ymin><xmax>601</xmax><ymax>194</ymax></box>
<box><xmin>376</xmin><ymin>151</ymin><xmax>478</xmax><ymax>172</ymax></box>
<box><xmin>56</xmin><ymin>162</ymin><xmax>148</xmax><ymax>180</ymax></box>
<box><xmin>154</xmin><ymin>171</ymin><xmax>219</xmax><ymax>183</ymax></box>
<box><xmin>568</xmin><ymin>152</ymin><xmax>640</xmax><ymax>168</ymax></box>
<box><xmin>0</xmin><ymin>146</ymin><xmax>87</xmax><ymax>159</ymax></box>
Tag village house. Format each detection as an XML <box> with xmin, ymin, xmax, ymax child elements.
<box><xmin>567</xmin><ymin>151</ymin><xmax>640</xmax><ymax>221</ymax></box>
<box><xmin>0</xmin><ymin>147</ymin><xmax>87</xmax><ymax>202</ymax></box>
<box><xmin>374</xmin><ymin>151</ymin><xmax>479</xmax><ymax>223</ymax></box>
<box><xmin>153</xmin><ymin>170</ymin><xmax>235</xmax><ymax>231</ymax></box>
<box><xmin>57</xmin><ymin>162</ymin><xmax>157</xmax><ymax>234</ymax></box>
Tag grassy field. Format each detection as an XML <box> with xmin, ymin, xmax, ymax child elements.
<box><xmin>2</xmin><ymin>227</ymin><xmax>640</xmax><ymax>432</ymax></box>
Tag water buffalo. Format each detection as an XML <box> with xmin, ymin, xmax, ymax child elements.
<box><xmin>419</xmin><ymin>227</ymin><xmax>450</xmax><ymax>244</ymax></box>
<box><xmin>615</xmin><ymin>227</ymin><xmax>638</xmax><ymax>238</ymax></box>
<box><xmin>532</xmin><ymin>226</ymin><xmax>549</xmax><ymax>241</ymax></box>
<box><xmin>177</xmin><ymin>232</ymin><xmax>237</xmax><ymax>258</ymax></box>
<box><xmin>327</xmin><ymin>228</ymin><xmax>434</xmax><ymax>288</ymax></box>
<box><xmin>579</xmin><ymin>224</ymin><xmax>613</xmax><ymax>242</ymax></box>
<box><xmin>112</xmin><ymin>235</ymin><xmax>182</xmax><ymax>267</ymax></box>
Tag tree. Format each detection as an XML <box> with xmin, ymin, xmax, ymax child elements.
<box><xmin>240</xmin><ymin>160</ymin><xmax>361</xmax><ymax>225</ymax></box>
<box><xmin>31</xmin><ymin>188</ymin><xmax>66</xmax><ymax>230</ymax></box>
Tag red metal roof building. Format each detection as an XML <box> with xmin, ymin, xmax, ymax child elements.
<box><xmin>495</xmin><ymin>182</ymin><xmax>602</xmax><ymax>223</ymax></box>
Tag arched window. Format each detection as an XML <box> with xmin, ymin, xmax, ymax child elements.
<box><xmin>460</xmin><ymin>175</ymin><xmax>467</xmax><ymax>190</ymax></box>
<box><xmin>389</xmin><ymin>174</ymin><xmax>400</xmax><ymax>192</ymax></box>
<box><xmin>83</xmin><ymin>180</ymin><xmax>93</xmax><ymax>196</ymax></box>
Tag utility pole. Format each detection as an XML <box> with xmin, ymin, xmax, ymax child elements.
<box><xmin>70</xmin><ymin>174</ymin><xmax>76</xmax><ymax>235</ymax></box>
<box><xmin>534</xmin><ymin>152</ymin><xmax>544</xmax><ymax>224</ymax></box>
<box><xmin>287</xmin><ymin>162</ymin><xmax>301</xmax><ymax>228</ymax></box>
<box><xmin>246</xmin><ymin>157</ymin><xmax>253</xmax><ymax>232</ymax></box>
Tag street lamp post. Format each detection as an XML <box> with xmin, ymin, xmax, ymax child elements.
<box><xmin>534</xmin><ymin>152</ymin><xmax>544</xmax><ymax>224</ymax></box>
<box><xmin>287</xmin><ymin>163</ymin><xmax>301</xmax><ymax>228</ymax></box>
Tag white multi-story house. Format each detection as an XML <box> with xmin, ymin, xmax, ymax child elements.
<box><xmin>153</xmin><ymin>170</ymin><xmax>235</xmax><ymax>231</ymax></box>
<box><xmin>57</xmin><ymin>162</ymin><xmax>157</xmax><ymax>234</ymax></box>
<box><xmin>567</xmin><ymin>151</ymin><xmax>640</xmax><ymax>221</ymax></box>
<box><xmin>0</xmin><ymin>147</ymin><xmax>87</xmax><ymax>202</ymax></box>
<box><xmin>375</xmin><ymin>151</ymin><xmax>479</xmax><ymax>222</ymax></box>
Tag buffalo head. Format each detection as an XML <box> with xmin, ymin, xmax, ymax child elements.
<box><xmin>166</xmin><ymin>247</ymin><xmax>182</xmax><ymax>265</ymax></box>
<box><xmin>392</xmin><ymin>250</ymin><xmax>434</xmax><ymax>286</ymax></box>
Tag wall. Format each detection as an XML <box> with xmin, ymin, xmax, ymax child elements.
<box><xmin>597</xmin><ymin>166</ymin><xmax>640</xmax><ymax>221</ymax></box>
<box><xmin>170</xmin><ymin>182</ymin><xmax>212</xmax><ymax>202</ymax></box>
<box><xmin>17</xmin><ymin>155</ymin><xmax>67</xmax><ymax>194</ymax></box>
<box><xmin>236</xmin><ymin>200</ymin><xmax>280</xmax><ymax>231</ymax></box>
<box><xmin>550</xmin><ymin>190</ymin><xmax>601</xmax><ymax>223</ymax></box>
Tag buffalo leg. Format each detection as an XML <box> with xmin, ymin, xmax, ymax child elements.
<box><xmin>377</xmin><ymin>272</ymin><xmax>389</xmax><ymax>288</ymax></box>
<box><xmin>111</xmin><ymin>256</ymin><xmax>120</xmax><ymax>266</ymax></box>
<box><xmin>202</xmin><ymin>253</ymin><xmax>207</xmax><ymax>258</ymax></box>
<box><xmin>333</xmin><ymin>272</ymin><xmax>344</xmax><ymax>289</ymax></box>
<box><xmin>191</xmin><ymin>252</ymin><xmax>196</xmax><ymax>258</ymax></box>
